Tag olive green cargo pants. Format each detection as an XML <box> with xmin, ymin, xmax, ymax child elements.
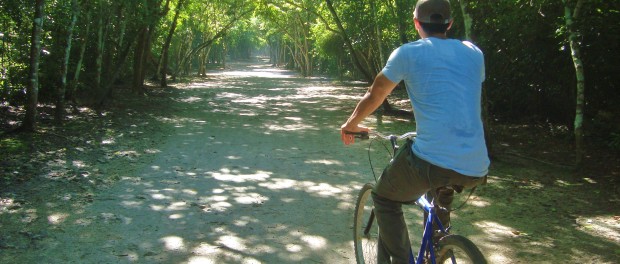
<box><xmin>372</xmin><ymin>140</ymin><xmax>486</xmax><ymax>264</ymax></box>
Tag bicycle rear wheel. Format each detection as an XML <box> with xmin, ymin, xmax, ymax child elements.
<box><xmin>353</xmin><ymin>183</ymin><xmax>378</xmax><ymax>264</ymax></box>
<box><xmin>435</xmin><ymin>234</ymin><xmax>487</xmax><ymax>264</ymax></box>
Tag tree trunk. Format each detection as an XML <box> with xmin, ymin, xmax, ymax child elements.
<box><xmin>458</xmin><ymin>0</ymin><xmax>473</xmax><ymax>40</ymax></box>
<box><xmin>22</xmin><ymin>0</ymin><xmax>45</xmax><ymax>132</ymax></box>
<box><xmin>132</xmin><ymin>28</ymin><xmax>147</xmax><ymax>92</ymax></box>
<box><xmin>68</xmin><ymin>8</ymin><xmax>91</xmax><ymax>109</ymax></box>
<box><xmin>94</xmin><ymin>0</ymin><xmax>105</xmax><ymax>106</ymax></box>
<box><xmin>160</xmin><ymin>0</ymin><xmax>185</xmax><ymax>87</ymax></box>
<box><xmin>563</xmin><ymin>0</ymin><xmax>586</xmax><ymax>166</ymax></box>
<box><xmin>55</xmin><ymin>0</ymin><xmax>79</xmax><ymax>124</ymax></box>
<box><xmin>324</xmin><ymin>0</ymin><xmax>373</xmax><ymax>83</ymax></box>
<box><xmin>372</xmin><ymin>0</ymin><xmax>385</xmax><ymax>66</ymax></box>
<box><xmin>394</xmin><ymin>0</ymin><xmax>410</xmax><ymax>44</ymax></box>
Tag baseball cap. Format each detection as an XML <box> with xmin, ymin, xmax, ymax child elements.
<box><xmin>414</xmin><ymin>0</ymin><xmax>451</xmax><ymax>24</ymax></box>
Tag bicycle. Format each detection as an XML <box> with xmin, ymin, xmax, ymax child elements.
<box><xmin>350</xmin><ymin>131</ymin><xmax>487</xmax><ymax>264</ymax></box>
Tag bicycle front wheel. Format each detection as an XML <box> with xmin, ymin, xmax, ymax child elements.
<box><xmin>436</xmin><ymin>234</ymin><xmax>487</xmax><ymax>264</ymax></box>
<box><xmin>353</xmin><ymin>183</ymin><xmax>378</xmax><ymax>264</ymax></box>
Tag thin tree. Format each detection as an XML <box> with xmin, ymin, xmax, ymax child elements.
<box><xmin>68</xmin><ymin>5</ymin><xmax>91</xmax><ymax>110</ymax></box>
<box><xmin>55</xmin><ymin>0</ymin><xmax>79</xmax><ymax>124</ymax></box>
<box><xmin>161</xmin><ymin>0</ymin><xmax>186</xmax><ymax>87</ymax></box>
<box><xmin>457</xmin><ymin>0</ymin><xmax>473</xmax><ymax>40</ymax></box>
<box><xmin>324</xmin><ymin>0</ymin><xmax>373</xmax><ymax>83</ymax></box>
<box><xmin>562</xmin><ymin>0</ymin><xmax>586</xmax><ymax>166</ymax></box>
<box><xmin>94</xmin><ymin>0</ymin><xmax>105</xmax><ymax>107</ymax></box>
<box><xmin>22</xmin><ymin>0</ymin><xmax>45</xmax><ymax>132</ymax></box>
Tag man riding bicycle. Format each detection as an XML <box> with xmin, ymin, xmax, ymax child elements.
<box><xmin>340</xmin><ymin>0</ymin><xmax>490</xmax><ymax>263</ymax></box>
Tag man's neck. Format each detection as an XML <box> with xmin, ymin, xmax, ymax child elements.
<box><xmin>426</xmin><ymin>33</ymin><xmax>448</xmax><ymax>39</ymax></box>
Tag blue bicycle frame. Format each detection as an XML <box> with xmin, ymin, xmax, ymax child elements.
<box><xmin>410</xmin><ymin>195</ymin><xmax>450</xmax><ymax>264</ymax></box>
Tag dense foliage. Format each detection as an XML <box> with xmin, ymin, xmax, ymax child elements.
<box><xmin>0</xmin><ymin>0</ymin><xmax>618</xmax><ymax>152</ymax></box>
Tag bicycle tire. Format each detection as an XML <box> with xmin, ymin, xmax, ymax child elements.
<box><xmin>435</xmin><ymin>234</ymin><xmax>487</xmax><ymax>264</ymax></box>
<box><xmin>353</xmin><ymin>183</ymin><xmax>378</xmax><ymax>264</ymax></box>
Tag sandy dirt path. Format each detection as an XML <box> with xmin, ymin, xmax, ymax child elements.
<box><xmin>5</xmin><ymin>61</ymin><xmax>377</xmax><ymax>263</ymax></box>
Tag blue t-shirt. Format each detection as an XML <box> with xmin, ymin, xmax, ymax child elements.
<box><xmin>382</xmin><ymin>37</ymin><xmax>490</xmax><ymax>177</ymax></box>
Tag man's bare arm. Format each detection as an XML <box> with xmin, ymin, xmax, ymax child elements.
<box><xmin>341</xmin><ymin>72</ymin><xmax>399</xmax><ymax>145</ymax></box>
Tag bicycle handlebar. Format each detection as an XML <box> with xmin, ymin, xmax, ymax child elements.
<box><xmin>344</xmin><ymin>130</ymin><xmax>417</xmax><ymax>141</ymax></box>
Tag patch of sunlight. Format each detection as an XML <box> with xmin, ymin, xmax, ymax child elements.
<box><xmin>575</xmin><ymin>216</ymin><xmax>620</xmax><ymax>243</ymax></box>
<box><xmin>304</xmin><ymin>159</ymin><xmax>343</xmax><ymax>165</ymax></box>
<box><xmin>226</xmin><ymin>155</ymin><xmax>242</xmax><ymax>160</ymax></box>
<box><xmin>266</xmin><ymin>123</ymin><xmax>315</xmax><ymax>131</ymax></box>
<box><xmin>211</xmin><ymin>201</ymin><xmax>232</xmax><ymax>210</ymax></box>
<box><xmin>261</xmin><ymin>178</ymin><xmax>296</xmax><ymax>190</ymax></box>
<box><xmin>337</xmin><ymin>201</ymin><xmax>354</xmax><ymax>210</ymax></box>
<box><xmin>223</xmin><ymin>70</ymin><xmax>292</xmax><ymax>78</ymax></box>
<box><xmin>169</xmin><ymin>213</ymin><xmax>184</xmax><ymax>219</ymax></box>
<box><xmin>234</xmin><ymin>193</ymin><xmax>268</xmax><ymax>205</ymax></box>
<box><xmin>0</xmin><ymin>197</ymin><xmax>15</xmax><ymax>213</ymax></box>
<box><xmin>182</xmin><ymin>81</ymin><xmax>219</xmax><ymax>89</ymax></box>
<box><xmin>72</xmin><ymin>160</ymin><xmax>86</xmax><ymax>168</ymax></box>
<box><xmin>183</xmin><ymin>189</ymin><xmax>198</xmax><ymax>195</ymax></box>
<box><xmin>168</xmin><ymin>201</ymin><xmax>188</xmax><ymax>210</ymax></box>
<box><xmin>487</xmin><ymin>253</ymin><xmax>511</xmax><ymax>264</ymax></box>
<box><xmin>213</xmin><ymin>188</ymin><xmax>225</xmax><ymax>194</ymax></box>
<box><xmin>582</xmin><ymin>177</ymin><xmax>597</xmax><ymax>184</ymax></box>
<box><xmin>160</xmin><ymin>236</ymin><xmax>186</xmax><ymax>251</ymax></box>
<box><xmin>300</xmin><ymin>86</ymin><xmax>338</xmax><ymax>93</ymax></box>
<box><xmin>286</xmin><ymin>244</ymin><xmax>303</xmax><ymax>252</ymax></box>
<box><xmin>47</xmin><ymin>158</ymin><xmax>66</xmax><ymax>167</ymax></box>
<box><xmin>48</xmin><ymin>212</ymin><xmax>69</xmax><ymax>224</ymax></box>
<box><xmin>474</xmin><ymin>221</ymin><xmax>521</xmax><ymax>240</ymax></box>
<box><xmin>308</xmin><ymin>182</ymin><xmax>344</xmax><ymax>197</ymax></box>
<box><xmin>151</xmin><ymin>165</ymin><xmax>161</xmax><ymax>170</ymax></box>
<box><xmin>188</xmin><ymin>253</ymin><xmax>262</xmax><ymax>264</ymax></box>
<box><xmin>284</xmin><ymin>116</ymin><xmax>302</xmax><ymax>121</ymax></box>
<box><xmin>145</xmin><ymin>148</ymin><xmax>161</xmax><ymax>154</ymax></box>
<box><xmin>102</xmin><ymin>138</ymin><xmax>115</xmax><ymax>145</ymax></box>
<box><xmin>234</xmin><ymin>220</ymin><xmax>249</xmax><ymax>227</ymax></box>
<box><xmin>218</xmin><ymin>92</ymin><xmax>245</xmax><ymax>99</ymax></box>
<box><xmin>210</xmin><ymin>195</ymin><xmax>228</xmax><ymax>202</ymax></box>
<box><xmin>150</xmin><ymin>204</ymin><xmax>165</xmax><ymax>211</ymax></box>
<box><xmin>233</xmin><ymin>96</ymin><xmax>268</xmax><ymax>104</ymax></box>
<box><xmin>301</xmin><ymin>235</ymin><xmax>327</xmax><ymax>249</ymax></box>
<box><xmin>180</xmin><ymin>96</ymin><xmax>202</xmax><ymax>103</ymax></box>
<box><xmin>471</xmin><ymin>221</ymin><xmax>520</xmax><ymax>263</ymax></box>
<box><xmin>187</xmin><ymin>256</ymin><xmax>217</xmax><ymax>264</ymax></box>
<box><xmin>151</xmin><ymin>193</ymin><xmax>172</xmax><ymax>200</ymax></box>
<box><xmin>192</xmin><ymin>242</ymin><xmax>221</xmax><ymax>255</ymax></box>
<box><xmin>121</xmin><ymin>200</ymin><xmax>143</xmax><ymax>208</ymax></box>
<box><xmin>210</xmin><ymin>170</ymin><xmax>271</xmax><ymax>183</ymax></box>
<box><xmin>218</xmin><ymin>235</ymin><xmax>245</xmax><ymax>251</ymax></box>
<box><xmin>259</xmin><ymin>178</ymin><xmax>349</xmax><ymax>199</ymax></box>
<box><xmin>519</xmin><ymin>180</ymin><xmax>544</xmax><ymax>190</ymax></box>
<box><xmin>555</xmin><ymin>179</ymin><xmax>573</xmax><ymax>187</ymax></box>
<box><xmin>466</xmin><ymin>196</ymin><xmax>491</xmax><ymax>208</ymax></box>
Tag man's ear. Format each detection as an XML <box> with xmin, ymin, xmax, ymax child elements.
<box><xmin>414</xmin><ymin>18</ymin><xmax>421</xmax><ymax>31</ymax></box>
<box><xmin>447</xmin><ymin>20</ymin><xmax>454</xmax><ymax>30</ymax></box>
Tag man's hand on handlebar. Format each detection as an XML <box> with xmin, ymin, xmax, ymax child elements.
<box><xmin>340</xmin><ymin>123</ymin><xmax>370</xmax><ymax>145</ymax></box>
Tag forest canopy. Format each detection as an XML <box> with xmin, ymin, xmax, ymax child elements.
<box><xmin>1</xmin><ymin>0</ymin><xmax>619</xmax><ymax>162</ymax></box>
